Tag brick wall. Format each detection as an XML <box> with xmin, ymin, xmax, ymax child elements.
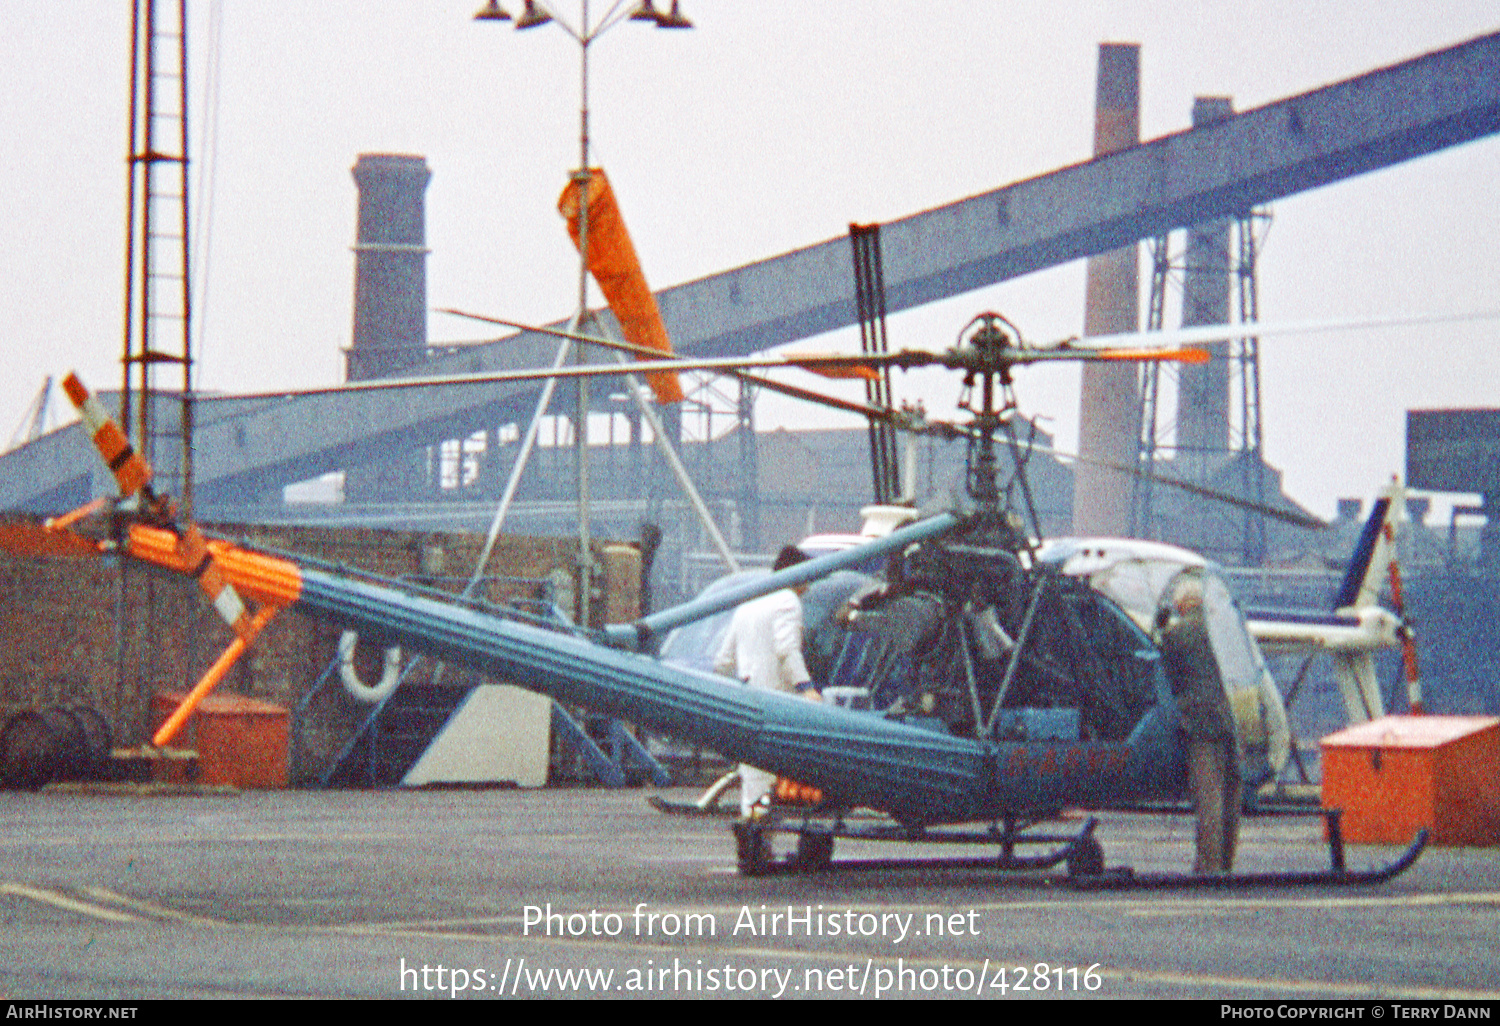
<box><xmin>0</xmin><ymin>519</ymin><xmax>640</xmax><ymax>778</ymax></box>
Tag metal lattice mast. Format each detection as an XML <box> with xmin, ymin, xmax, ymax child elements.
<box><xmin>736</xmin><ymin>376</ymin><xmax>761</xmax><ymax>552</ymax></box>
<box><xmin>122</xmin><ymin>0</ymin><xmax>193</xmax><ymax>513</ymax></box>
<box><xmin>1233</xmin><ymin>209</ymin><xmax>1271</xmax><ymax>565</ymax></box>
<box><xmin>1131</xmin><ymin>233</ymin><xmax>1174</xmax><ymax>538</ymax></box>
<box><xmin>118</xmin><ymin>0</ymin><xmax>194</xmax><ymax>727</ymax></box>
<box><xmin>1130</xmin><ymin>95</ymin><xmax>1276</xmax><ymax>565</ymax></box>
<box><xmin>1133</xmin><ymin>211</ymin><xmax>1269</xmax><ymax>564</ymax></box>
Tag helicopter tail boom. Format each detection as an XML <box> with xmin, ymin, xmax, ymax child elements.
<box><xmin>288</xmin><ymin>563</ymin><xmax>997</xmax><ymax>822</ymax></box>
<box><xmin>105</xmin><ymin>514</ymin><xmax>1192</xmax><ymax>822</ymax></box>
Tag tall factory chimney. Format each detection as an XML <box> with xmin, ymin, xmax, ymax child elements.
<box><xmin>1074</xmin><ymin>43</ymin><xmax>1141</xmax><ymax>536</ymax></box>
<box><xmin>349</xmin><ymin>153</ymin><xmax>431</xmax><ymax>380</ymax></box>
<box><xmin>1175</xmin><ymin>97</ymin><xmax>1235</xmax><ymax>465</ymax></box>
<box><xmin>345</xmin><ymin>154</ymin><xmax>432</xmax><ymax>503</ymax></box>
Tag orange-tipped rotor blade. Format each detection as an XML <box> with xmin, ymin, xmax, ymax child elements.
<box><xmin>1090</xmin><ymin>346</ymin><xmax>1211</xmax><ymax>364</ymax></box>
<box><xmin>58</xmin><ymin>375</ymin><xmax>265</xmax><ymax>636</ymax></box>
<box><xmin>61</xmin><ymin>373</ymin><xmax>153</xmax><ymax>498</ymax></box>
<box><xmin>0</xmin><ymin>519</ymin><xmax>103</xmax><ymax>560</ymax></box>
<box><xmin>789</xmin><ymin>359</ymin><xmax>881</xmax><ymax>381</ymax></box>
<box><xmin>559</xmin><ymin>170</ymin><xmax>683</xmax><ymax>404</ymax></box>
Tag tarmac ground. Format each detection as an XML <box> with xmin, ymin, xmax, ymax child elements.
<box><xmin>2</xmin><ymin>785</ymin><xmax>1498</xmax><ymax>1000</ymax></box>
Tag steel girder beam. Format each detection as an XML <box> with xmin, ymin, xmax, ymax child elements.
<box><xmin>0</xmin><ymin>381</ymin><xmax>546</xmax><ymax>511</ymax></box>
<box><xmin>435</xmin><ymin>30</ymin><xmax>1500</xmax><ymax>365</ymax></box>
<box><xmin>189</xmin><ymin>382</ymin><xmax>548</xmax><ymax>504</ymax></box>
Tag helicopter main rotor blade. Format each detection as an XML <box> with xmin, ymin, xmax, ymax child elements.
<box><xmin>212</xmin><ymin>350</ymin><xmax>906</xmax><ymax>402</ymax></box>
<box><xmin>1053</xmin><ymin>308</ymin><xmax>1500</xmax><ymax>352</ymax></box>
<box><xmin>441</xmin><ymin>308</ymin><xmax>655</xmax><ymax>361</ymax></box>
<box><xmin>439</xmin><ymin>308</ymin><xmax>691</xmax><ymax>403</ymax></box>
<box><xmin>430</xmin><ymin>307</ymin><xmax>1500</xmax><ymax>395</ymax></box>
<box><xmin>440</xmin><ymin>308</ymin><xmax>903</xmax><ymax>420</ymax></box>
<box><xmin>441</xmin><ymin>309</ymin><xmax>889</xmax><ymax>381</ymax></box>
<box><xmin>920</xmin><ymin>409</ymin><xmax>1324</xmax><ymax>530</ymax></box>
<box><xmin>213</xmin><ymin>313</ymin><xmax>1224</xmax><ymax>404</ymax></box>
<box><xmin>435</xmin><ymin>310</ymin><xmax>1209</xmax><ymax>434</ymax></box>
<box><xmin>1027</xmin><ymin>440</ymin><xmax>1325</xmax><ymax>530</ymax></box>
<box><xmin>1014</xmin><ymin>345</ymin><xmax>1211</xmax><ymax>365</ymax></box>
<box><xmin>439</xmin><ymin>310</ymin><xmax>1212</xmax><ymax>384</ymax></box>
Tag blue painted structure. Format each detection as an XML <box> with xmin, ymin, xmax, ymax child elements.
<box><xmin>1</xmin><ymin>32</ymin><xmax>1497</xmax><ymax>513</ymax></box>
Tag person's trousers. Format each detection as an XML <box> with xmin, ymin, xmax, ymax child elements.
<box><xmin>1187</xmin><ymin>739</ymin><xmax>1242</xmax><ymax>874</ymax></box>
<box><xmin>740</xmin><ymin>764</ymin><xmax>776</xmax><ymax>818</ymax></box>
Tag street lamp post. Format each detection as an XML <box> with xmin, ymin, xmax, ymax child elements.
<box><xmin>473</xmin><ymin>0</ymin><xmax>691</xmax><ymax>626</ymax></box>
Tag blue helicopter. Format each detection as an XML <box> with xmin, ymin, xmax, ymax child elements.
<box><xmin>10</xmin><ymin>314</ymin><xmax>1426</xmax><ymax>886</ymax></box>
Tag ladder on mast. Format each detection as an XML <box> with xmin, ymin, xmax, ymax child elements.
<box><xmin>122</xmin><ymin>0</ymin><xmax>193</xmax><ymax>512</ymax></box>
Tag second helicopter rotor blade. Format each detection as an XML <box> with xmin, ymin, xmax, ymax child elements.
<box><xmin>925</xmin><ymin>414</ymin><xmax>1326</xmax><ymax>531</ymax></box>
<box><xmin>1034</xmin><ymin>442</ymin><xmax>1325</xmax><ymax>530</ymax></box>
<box><xmin>441</xmin><ymin>307</ymin><xmax>904</xmax><ymax>420</ymax></box>
<box><xmin>1053</xmin><ymin>308</ymin><xmax>1500</xmax><ymax>352</ymax></box>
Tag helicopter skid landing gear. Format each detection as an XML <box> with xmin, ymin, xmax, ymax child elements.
<box><xmin>730</xmin><ymin>812</ymin><xmax>1428</xmax><ymax>887</ymax></box>
<box><xmin>729</xmin><ymin>815</ymin><xmax>1103</xmax><ymax>878</ymax></box>
<box><xmin>732</xmin><ymin>819</ymin><xmax>775</xmax><ymax>877</ymax></box>
<box><xmin>1068</xmin><ymin>814</ymin><xmax>1430</xmax><ymax>891</ymax></box>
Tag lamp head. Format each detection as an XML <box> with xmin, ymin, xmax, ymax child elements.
<box><xmin>630</xmin><ymin>0</ymin><xmax>692</xmax><ymax>28</ymax></box>
<box><xmin>472</xmin><ymin>1</ymin><xmax>512</xmax><ymax>22</ymax></box>
<box><xmin>655</xmin><ymin>1</ymin><xmax>692</xmax><ymax>28</ymax></box>
<box><xmin>515</xmin><ymin>1</ymin><xmax>552</xmax><ymax>29</ymax></box>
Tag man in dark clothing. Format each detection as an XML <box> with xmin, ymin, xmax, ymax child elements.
<box><xmin>1157</xmin><ymin>573</ymin><xmax>1242</xmax><ymax>874</ymax></box>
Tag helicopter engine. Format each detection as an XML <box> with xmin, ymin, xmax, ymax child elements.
<box><xmin>806</xmin><ymin>518</ymin><xmax>1167</xmax><ymax>748</ymax></box>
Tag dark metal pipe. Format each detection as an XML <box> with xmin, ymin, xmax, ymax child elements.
<box><xmin>605</xmin><ymin>511</ymin><xmax>958</xmax><ymax>650</ymax></box>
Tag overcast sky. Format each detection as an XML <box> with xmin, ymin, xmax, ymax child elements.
<box><xmin>3</xmin><ymin>2</ymin><xmax>1497</xmax><ymax>523</ymax></box>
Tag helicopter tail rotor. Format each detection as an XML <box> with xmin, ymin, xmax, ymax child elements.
<box><xmin>1389</xmin><ymin>546</ymin><xmax>1423</xmax><ymax>714</ymax></box>
<box><xmin>1328</xmin><ymin>477</ymin><xmax>1421</xmax><ymax>715</ymax></box>
<box><xmin>61</xmin><ymin>373</ymin><xmax>156</xmax><ymax>509</ymax></box>
<box><xmin>53</xmin><ymin>373</ymin><xmax>295</xmax><ymax>745</ymax></box>
<box><xmin>1376</xmin><ymin>484</ymin><xmax>1424</xmax><ymax>714</ymax></box>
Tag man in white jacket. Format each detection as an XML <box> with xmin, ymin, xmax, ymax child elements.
<box><xmin>714</xmin><ymin>545</ymin><xmax>820</xmax><ymax>818</ymax></box>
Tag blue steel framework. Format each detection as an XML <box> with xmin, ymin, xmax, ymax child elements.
<box><xmin>2</xmin><ymin>32</ymin><xmax>1497</xmax><ymax>529</ymax></box>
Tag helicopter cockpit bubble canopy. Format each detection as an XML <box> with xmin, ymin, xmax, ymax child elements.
<box><xmin>1037</xmin><ymin>538</ymin><xmax>1290</xmax><ymax>777</ymax></box>
<box><xmin>1035</xmin><ymin>538</ymin><xmax>1209</xmax><ymax>633</ymax></box>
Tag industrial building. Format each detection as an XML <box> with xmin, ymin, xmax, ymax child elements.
<box><xmin>2</xmin><ymin>29</ymin><xmax>1499</xmax><ymax>768</ymax></box>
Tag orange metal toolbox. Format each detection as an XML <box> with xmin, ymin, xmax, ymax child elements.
<box><xmin>151</xmin><ymin>692</ymin><xmax>289</xmax><ymax>789</ymax></box>
<box><xmin>1321</xmin><ymin>715</ymin><xmax>1500</xmax><ymax>846</ymax></box>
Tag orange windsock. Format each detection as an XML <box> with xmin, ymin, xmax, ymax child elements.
<box><xmin>558</xmin><ymin>170</ymin><xmax>683</xmax><ymax>404</ymax></box>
